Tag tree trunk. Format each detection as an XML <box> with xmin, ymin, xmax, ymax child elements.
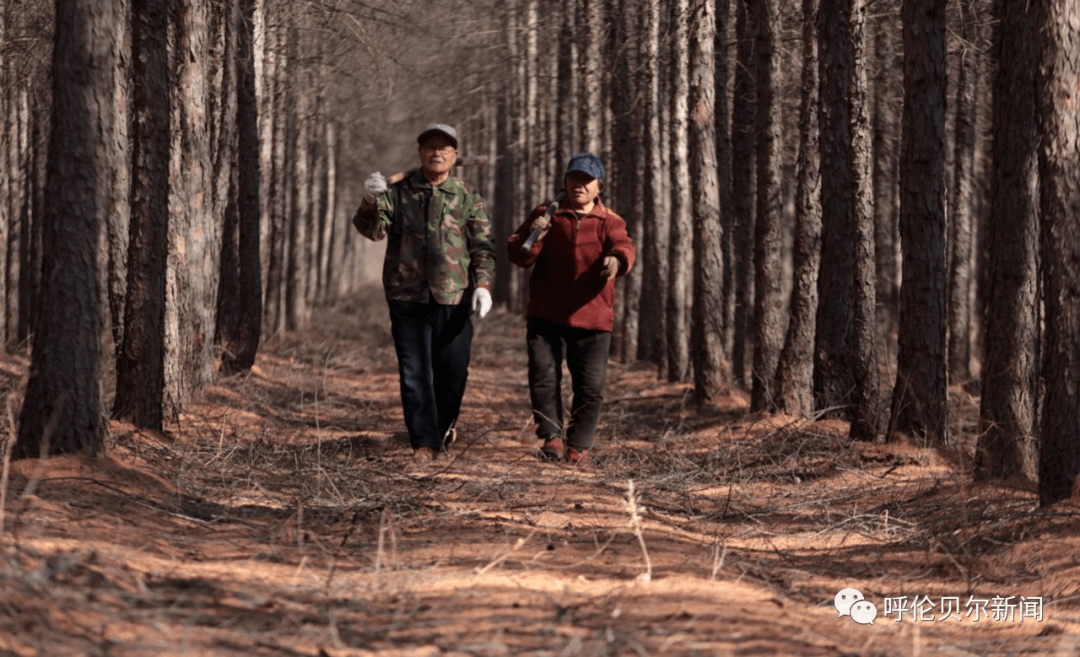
<box><xmin>18</xmin><ymin>89</ymin><xmax>42</xmax><ymax>346</ymax></box>
<box><xmin>975</xmin><ymin>0</ymin><xmax>1038</xmax><ymax>482</ymax></box>
<box><xmin>888</xmin><ymin>0</ymin><xmax>949</xmax><ymax>445</ymax></box>
<box><xmin>814</xmin><ymin>0</ymin><xmax>856</xmax><ymax>415</ymax></box>
<box><xmin>665</xmin><ymin>0</ymin><xmax>691</xmax><ymax>383</ymax></box>
<box><xmin>872</xmin><ymin>9</ymin><xmax>901</xmax><ymax>370</ymax></box>
<box><xmin>1035</xmin><ymin>0</ymin><xmax>1080</xmax><ymax>506</ymax></box>
<box><xmin>102</xmin><ymin>0</ymin><xmax>130</xmax><ymax>396</ymax></box>
<box><xmin>690</xmin><ymin>0</ymin><xmax>727</xmax><ymax>403</ymax></box>
<box><xmin>947</xmin><ymin>0</ymin><xmax>980</xmax><ymax>385</ymax></box>
<box><xmin>285</xmin><ymin>65</ymin><xmax>311</xmax><ymax>331</ymax></box>
<box><xmin>637</xmin><ymin>0</ymin><xmax>666</xmax><ymax>364</ymax></box>
<box><xmin>716</xmin><ymin>0</ymin><xmax>735</xmax><ymax>362</ymax></box>
<box><xmin>166</xmin><ymin>0</ymin><xmax>218</xmax><ymax>419</ymax></box>
<box><xmin>775</xmin><ymin>0</ymin><xmax>821</xmax><ymax>417</ymax></box>
<box><xmin>583</xmin><ymin>0</ymin><xmax>603</xmax><ymax>154</ymax></box>
<box><xmin>849</xmin><ymin>0</ymin><xmax>881</xmax><ymax>441</ymax></box>
<box><xmin>730</xmin><ymin>0</ymin><xmax>755</xmax><ymax>387</ymax></box>
<box><xmin>16</xmin><ymin>0</ymin><xmax>119</xmax><ymax>458</ymax></box>
<box><xmin>611</xmin><ymin>0</ymin><xmax>639</xmax><ymax>364</ymax></box>
<box><xmin>264</xmin><ymin>22</ymin><xmax>290</xmax><ymax>338</ymax></box>
<box><xmin>114</xmin><ymin>0</ymin><xmax>170</xmax><ymax>429</ymax></box>
<box><xmin>749</xmin><ymin>0</ymin><xmax>784</xmax><ymax>412</ymax></box>
<box><xmin>217</xmin><ymin>0</ymin><xmax>262</xmax><ymax>374</ymax></box>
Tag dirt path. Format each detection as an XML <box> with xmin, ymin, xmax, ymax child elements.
<box><xmin>2</xmin><ymin>288</ymin><xmax>1079</xmax><ymax>656</ymax></box>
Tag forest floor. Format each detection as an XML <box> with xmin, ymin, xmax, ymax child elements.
<box><xmin>1</xmin><ymin>286</ymin><xmax>1080</xmax><ymax>656</ymax></box>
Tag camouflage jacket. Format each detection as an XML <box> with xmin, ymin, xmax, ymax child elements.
<box><xmin>352</xmin><ymin>170</ymin><xmax>496</xmax><ymax>305</ymax></box>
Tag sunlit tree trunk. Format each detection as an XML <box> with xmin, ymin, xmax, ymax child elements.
<box><xmin>166</xmin><ymin>0</ymin><xmax>218</xmax><ymax>419</ymax></box>
<box><xmin>975</xmin><ymin>0</ymin><xmax>1038</xmax><ymax>482</ymax></box>
<box><xmin>775</xmin><ymin>0</ymin><xmax>821</xmax><ymax>416</ymax></box>
<box><xmin>888</xmin><ymin>0</ymin><xmax>949</xmax><ymax>445</ymax></box>
<box><xmin>1035</xmin><ymin>0</ymin><xmax>1080</xmax><ymax>506</ymax></box>
<box><xmin>103</xmin><ymin>0</ymin><xmax>131</xmax><ymax>383</ymax></box>
<box><xmin>16</xmin><ymin>0</ymin><xmax>120</xmax><ymax>458</ymax></box>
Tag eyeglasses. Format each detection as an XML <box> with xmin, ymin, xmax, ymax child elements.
<box><xmin>421</xmin><ymin>144</ymin><xmax>457</xmax><ymax>155</ymax></box>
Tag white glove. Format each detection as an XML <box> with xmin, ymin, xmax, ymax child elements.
<box><xmin>471</xmin><ymin>287</ymin><xmax>492</xmax><ymax>318</ymax></box>
<box><xmin>365</xmin><ymin>171</ymin><xmax>387</xmax><ymax>199</ymax></box>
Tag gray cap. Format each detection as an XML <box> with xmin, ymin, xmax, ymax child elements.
<box><xmin>417</xmin><ymin>123</ymin><xmax>458</xmax><ymax>148</ymax></box>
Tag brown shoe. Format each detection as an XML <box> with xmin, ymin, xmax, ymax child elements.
<box><xmin>413</xmin><ymin>446</ymin><xmax>441</xmax><ymax>462</ymax></box>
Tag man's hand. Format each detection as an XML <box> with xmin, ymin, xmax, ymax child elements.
<box><xmin>471</xmin><ymin>287</ymin><xmax>492</xmax><ymax>318</ymax></box>
<box><xmin>601</xmin><ymin>256</ymin><xmax>620</xmax><ymax>280</ymax></box>
<box><xmin>530</xmin><ymin>215</ymin><xmax>551</xmax><ymax>241</ymax></box>
<box><xmin>364</xmin><ymin>171</ymin><xmax>388</xmax><ymax>203</ymax></box>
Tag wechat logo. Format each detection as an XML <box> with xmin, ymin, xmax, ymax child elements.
<box><xmin>835</xmin><ymin>587</ymin><xmax>878</xmax><ymax>625</ymax></box>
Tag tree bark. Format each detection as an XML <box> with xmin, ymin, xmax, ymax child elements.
<box><xmin>731</xmin><ymin>0</ymin><xmax>756</xmax><ymax>387</ymax></box>
<box><xmin>665</xmin><ymin>0</ymin><xmax>692</xmax><ymax>383</ymax></box>
<box><xmin>114</xmin><ymin>0</ymin><xmax>170</xmax><ymax>429</ymax></box>
<box><xmin>947</xmin><ymin>0</ymin><xmax>980</xmax><ymax>385</ymax></box>
<box><xmin>217</xmin><ymin>0</ymin><xmax>262</xmax><ymax>375</ymax></box>
<box><xmin>775</xmin><ymin>0</ymin><xmax>821</xmax><ymax>417</ymax></box>
<box><xmin>815</xmin><ymin>0</ymin><xmax>856</xmax><ymax>415</ymax></box>
<box><xmin>16</xmin><ymin>0</ymin><xmax>119</xmax><ymax>458</ymax></box>
<box><xmin>888</xmin><ymin>0</ymin><xmax>949</xmax><ymax>445</ymax></box>
<box><xmin>637</xmin><ymin>0</ymin><xmax>666</xmax><ymax>364</ymax></box>
<box><xmin>849</xmin><ymin>0</ymin><xmax>880</xmax><ymax>441</ymax></box>
<box><xmin>611</xmin><ymin>0</ymin><xmax>639</xmax><ymax>364</ymax></box>
<box><xmin>166</xmin><ymin>0</ymin><xmax>218</xmax><ymax>419</ymax></box>
<box><xmin>749</xmin><ymin>0</ymin><xmax>784</xmax><ymax>412</ymax></box>
<box><xmin>872</xmin><ymin>8</ymin><xmax>901</xmax><ymax>369</ymax></box>
<box><xmin>690</xmin><ymin>0</ymin><xmax>727</xmax><ymax>403</ymax></box>
<box><xmin>716</xmin><ymin>0</ymin><xmax>735</xmax><ymax>363</ymax></box>
<box><xmin>975</xmin><ymin>0</ymin><xmax>1038</xmax><ymax>482</ymax></box>
<box><xmin>1035</xmin><ymin>0</ymin><xmax>1080</xmax><ymax>506</ymax></box>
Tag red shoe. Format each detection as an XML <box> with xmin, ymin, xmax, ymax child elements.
<box><xmin>539</xmin><ymin>436</ymin><xmax>565</xmax><ymax>461</ymax></box>
<box><xmin>565</xmin><ymin>447</ymin><xmax>587</xmax><ymax>464</ymax></box>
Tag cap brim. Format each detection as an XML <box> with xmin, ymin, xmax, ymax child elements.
<box><xmin>418</xmin><ymin>129</ymin><xmax>458</xmax><ymax>148</ymax></box>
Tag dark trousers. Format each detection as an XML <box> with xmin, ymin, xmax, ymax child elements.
<box><xmin>388</xmin><ymin>298</ymin><xmax>474</xmax><ymax>450</ymax></box>
<box><xmin>526</xmin><ymin>318</ymin><xmax>611</xmax><ymax>451</ymax></box>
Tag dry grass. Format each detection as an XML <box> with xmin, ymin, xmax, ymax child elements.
<box><xmin>0</xmin><ymin>286</ymin><xmax>1079</xmax><ymax>656</ymax></box>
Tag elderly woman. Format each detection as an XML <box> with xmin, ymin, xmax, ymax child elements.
<box><xmin>508</xmin><ymin>153</ymin><xmax>636</xmax><ymax>464</ymax></box>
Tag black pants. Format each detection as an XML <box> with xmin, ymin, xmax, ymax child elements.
<box><xmin>526</xmin><ymin>318</ymin><xmax>611</xmax><ymax>451</ymax></box>
<box><xmin>388</xmin><ymin>298</ymin><xmax>473</xmax><ymax>450</ymax></box>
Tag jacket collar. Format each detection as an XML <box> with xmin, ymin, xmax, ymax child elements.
<box><xmin>557</xmin><ymin>198</ymin><xmax>608</xmax><ymax>220</ymax></box>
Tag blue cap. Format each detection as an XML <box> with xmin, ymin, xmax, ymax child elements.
<box><xmin>565</xmin><ymin>152</ymin><xmax>604</xmax><ymax>180</ymax></box>
<box><xmin>418</xmin><ymin>123</ymin><xmax>458</xmax><ymax>148</ymax></box>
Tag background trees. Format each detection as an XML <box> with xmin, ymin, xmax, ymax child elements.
<box><xmin>3</xmin><ymin>0</ymin><xmax>1079</xmax><ymax>503</ymax></box>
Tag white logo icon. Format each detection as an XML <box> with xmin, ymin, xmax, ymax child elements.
<box><xmin>850</xmin><ymin>600</ymin><xmax>879</xmax><ymax>625</ymax></box>
<box><xmin>834</xmin><ymin>587</ymin><xmax>864</xmax><ymax>617</ymax></box>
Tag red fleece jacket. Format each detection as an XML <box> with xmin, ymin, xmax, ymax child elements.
<box><xmin>508</xmin><ymin>199</ymin><xmax>636</xmax><ymax>331</ymax></box>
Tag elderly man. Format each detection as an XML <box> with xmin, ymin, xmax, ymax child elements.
<box><xmin>353</xmin><ymin>124</ymin><xmax>495</xmax><ymax>461</ymax></box>
<box><xmin>508</xmin><ymin>153</ymin><xmax>635</xmax><ymax>464</ymax></box>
